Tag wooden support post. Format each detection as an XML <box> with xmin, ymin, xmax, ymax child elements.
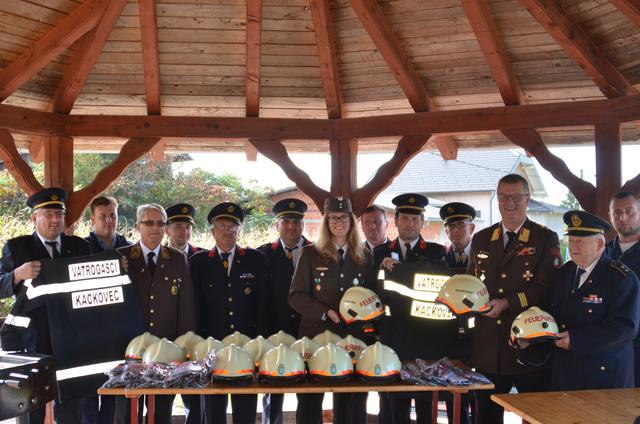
<box><xmin>0</xmin><ymin>130</ymin><xmax>44</xmax><ymax>195</ymax></box>
<box><xmin>329</xmin><ymin>137</ymin><xmax>357</xmax><ymax>198</ymax></box>
<box><xmin>44</xmin><ymin>136</ymin><xmax>74</xmax><ymax>195</ymax></box>
<box><xmin>594</xmin><ymin>122</ymin><xmax>622</xmax><ymax>222</ymax></box>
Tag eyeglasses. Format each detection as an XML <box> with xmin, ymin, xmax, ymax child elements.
<box><xmin>497</xmin><ymin>193</ymin><xmax>529</xmax><ymax>203</ymax></box>
<box><xmin>445</xmin><ymin>221</ymin><xmax>469</xmax><ymax>231</ymax></box>
<box><xmin>139</xmin><ymin>220</ymin><xmax>166</xmax><ymax>228</ymax></box>
<box><xmin>38</xmin><ymin>211</ymin><xmax>66</xmax><ymax>219</ymax></box>
<box><xmin>328</xmin><ymin>215</ymin><xmax>350</xmax><ymax>223</ymax></box>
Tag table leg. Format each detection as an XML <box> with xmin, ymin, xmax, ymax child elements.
<box><xmin>147</xmin><ymin>394</ymin><xmax>155</xmax><ymax>424</ymax></box>
<box><xmin>453</xmin><ymin>392</ymin><xmax>461</xmax><ymax>424</ymax></box>
<box><xmin>131</xmin><ymin>396</ymin><xmax>139</xmax><ymax>424</ymax></box>
<box><xmin>432</xmin><ymin>391</ymin><xmax>439</xmax><ymax>423</ymax></box>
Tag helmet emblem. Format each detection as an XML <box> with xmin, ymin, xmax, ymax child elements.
<box><xmin>278</xmin><ymin>364</ymin><xmax>285</xmax><ymax>375</ymax></box>
<box><xmin>571</xmin><ymin>214</ymin><xmax>582</xmax><ymax>227</ymax></box>
<box><xmin>330</xmin><ymin>364</ymin><xmax>337</xmax><ymax>375</ymax></box>
<box><xmin>374</xmin><ymin>364</ymin><xmax>381</xmax><ymax>375</ymax></box>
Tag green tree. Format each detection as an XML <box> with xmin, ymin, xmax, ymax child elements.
<box><xmin>560</xmin><ymin>191</ymin><xmax>582</xmax><ymax>210</ymax></box>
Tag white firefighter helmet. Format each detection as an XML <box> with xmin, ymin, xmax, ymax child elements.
<box><xmin>308</xmin><ymin>343</ymin><xmax>353</xmax><ymax>382</ymax></box>
<box><xmin>243</xmin><ymin>336</ymin><xmax>275</xmax><ymax>366</ymax></box>
<box><xmin>436</xmin><ymin>274</ymin><xmax>492</xmax><ymax>315</ymax></box>
<box><xmin>142</xmin><ymin>338</ymin><xmax>186</xmax><ymax>364</ymax></box>
<box><xmin>339</xmin><ymin>286</ymin><xmax>384</xmax><ymax>324</ymax></box>
<box><xmin>193</xmin><ymin>337</ymin><xmax>225</xmax><ymax>361</ymax></box>
<box><xmin>258</xmin><ymin>344</ymin><xmax>306</xmax><ymax>384</ymax></box>
<box><xmin>511</xmin><ymin>306</ymin><xmax>559</xmax><ymax>344</ymax></box>
<box><xmin>267</xmin><ymin>330</ymin><xmax>297</xmax><ymax>347</ymax></box>
<box><xmin>212</xmin><ymin>344</ymin><xmax>255</xmax><ymax>383</ymax></box>
<box><xmin>291</xmin><ymin>336</ymin><xmax>322</xmax><ymax>362</ymax></box>
<box><xmin>222</xmin><ymin>331</ymin><xmax>252</xmax><ymax>346</ymax></box>
<box><xmin>336</xmin><ymin>335</ymin><xmax>368</xmax><ymax>363</ymax></box>
<box><xmin>174</xmin><ymin>331</ymin><xmax>205</xmax><ymax>360</ymax></box>
<box><xmin>125</xmin><ymin>332</ymin><xmax>161</xmax><ymax>360</ymax></box>
<box><xmin>312</xmin><ymin>330</ymin><xmax>342</xmax><ymax>346</ymax></box>
<box><xmin>355</xmin><ymin>342</ymin><xmax>401</xmax><ymax>383</ymax></box>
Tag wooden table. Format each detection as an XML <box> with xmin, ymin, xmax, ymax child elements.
<box><xmin>99</xmin><ymin>380</ymin><xmax>494</xmax><ymax>424</ymax></box>
<box><xmin>491</xmin><ymin>388</ymin><xmax>640</xmax><ymax>424</ymax></box>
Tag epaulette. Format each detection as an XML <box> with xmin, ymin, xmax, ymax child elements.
<box><xmin>610</xmin><ymin>260</ymin><xmax>631</xmax><ymax>276</ymax></box>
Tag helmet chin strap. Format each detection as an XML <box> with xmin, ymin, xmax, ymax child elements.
<box><xmin>513</xmin><ymin>339</ymin><xmax>554</xmax><ymax>367</ymax></box>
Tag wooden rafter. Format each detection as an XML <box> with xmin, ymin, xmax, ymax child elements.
<box><xmin>310</xmin><ymin>0</ymin><xmax>342</xmax><ymax>119</ymax></box>
<box><xmin>432</xmin><ymin>135</ymin><xmax>458</xmax><ymax>161</ymax></box>
<box><xmin>610</xmin><ymin>0</ymin><xmax>640</xmax><ymax>29</ymax></box>
<box><xmin>139</xmin><ymin>0</ymin><xmax>162</xmax><ymax>116</ymax></box>
<box><xmin>329</xmin><ymin>137</ymin><xmax>357</xmax><ymax>196</ymax></box>
<box><xmin>246</xmin><ymin>0</ymin><xmax>262</xmax><ymax>118</ymax></box>
<box><xmin>461</xmin><ymin>0</ymin><xmax>523</xmax><ymax>106</ymax></box>
<box><xmin>0</xmin><ymin>0</ymin><xmax>107</xmax><ymax>101</ymax></box>
<box><xmin>0</xmin><ymin>130</ymin><xmax>43</xmax><ymax>195</ymax></box>
<box><xmin>519</xmin><ymin>0</ymin><xmax>637</xmax><ymax>98</ymax></box>
<box><xmin>249</xmin><ymin>139</ymin><xmax>330</xmax><ymax>211</ymax></box>
<box><xmin>66</xmin><ymin>137</ymin><xmax>162</xmax><ymax>224</ymax></box>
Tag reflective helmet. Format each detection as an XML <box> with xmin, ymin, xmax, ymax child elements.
<box><xmin>436</xmin><ymin>274</ymin><xmax>491</xmax><ymax>315</ymax></box>
<box><xmin>336</xmin><ymin>335</ymin><xmax>368</xmax><ymax>363</ymax></box>
<box><xmin>267</xmin><ymin>330</ymin><xmax>297</xmax><ymax>347</ymax></box>
<box><xmin>243</xmin><ymin>336</ymin><xmax>275</xmax><ymax>366</ymax></box>
<box><xmin>355</xmin><ymin>342</ymin><xmax>401</xmax><ymax>383</ymax></box>
<box><xmin>125</xmin><ymin>332</ymin><xmax>160</xmax><ymax>360</ymax></box>
<box><xmin>258</xmin><ymin>344</ymin><xmax>306</xmax><ymax>384</ymax></box>
<box><xmin>193</xmin><ymin>337</ymin><xmax>225</xmax><ymax>361</ymax></box>
<box><xmin>291</xmin><ymin>336</ymin><xmax>322</xmax><ymax>362</ymax></box>
<box><xmin>142</xmin><ymin>338</ymin><xmax>186</xmax><ymax>364</ymax></box>
<box><xmin>174</xmin><ymin>331</ymin><xmax>205</xmax><ymax>360</ymax></box>
<box><xmin>339</xmin><ymin>287</ymin><xmax>384</xmax><ymax>324</ymax></box>
<box><xmin>222</xmin><ymin>331</ymin><xmax>251</xmax><ymax>346</ymax></box>
<box><xmin>312</xmin><ymin>330</ymin><xmax>342</xmax><ymax>346</ymax></box>
<box><xmin>308</xmin><ymin>343</ymin><xmax>353</xmax><ymax>382</ymax></box>
<box><xmin>212</xmin><ymin>344</ymin><xmax>255</xmax><ymax>383</ymax></box>
<box><xmin>511</xmin><ymin>306</ymin><xmax>559</xmax><ymax>344</ymax></box>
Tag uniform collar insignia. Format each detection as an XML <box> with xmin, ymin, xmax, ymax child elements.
<box><xmin>237</xmin><ymin>246</ymin><xmax>246</xmax><ymax>256</ymax></box>
<box><xmin>389</xmin><ymin>239</ymin><xmax>397</xmax><ymax>249</ymax></box>
<box><xmin>131</xmin><ymin>245</ymin><xmax>141</xmax><ymax>258</ymax></box>
<box><xmin>303</xmin><ymin>237</ymin><xmax>312</xmax><ymax>246</ymax></box>
<box><xmin>208</xmin><ymin>248</ymin><xmax>217</xmax><ymax>258</ymax></box>
<box><xmin>491</xmin><ymin>227</ymin><xmax>500</xmax><ymax>242</ymax></box>
<box><xmin>519</xmin><ymin>228</ymin><xmax>530</xmax><ymax>243</ymax></box>
<box><xmin>160</xmin><ymin>246</ymin><xmax>170</xmax><ymax>259</ymax></box>
<box><xmin>418</xmin><ymin>238</ymin><xmax>426</xmax><ymax>249</ymax></box>
<box><xmin>271</xmin><ymin>240</ymin><xmax>279</xmax><ymax>250</ymax></box>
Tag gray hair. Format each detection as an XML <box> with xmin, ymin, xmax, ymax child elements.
<box><xmin>136</xmin><ymin>203</ymin><xmax>167</xmax><ymax>223</ymax></box>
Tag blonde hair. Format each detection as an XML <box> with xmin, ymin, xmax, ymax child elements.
<box><xmin>315</xmin><ymin>213</ymin><xmax>366</xmax><ymax>264</ymax></box>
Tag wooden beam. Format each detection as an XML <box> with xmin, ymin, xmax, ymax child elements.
<box><xmin>310</xmin><ymin>0</ymin><xmax>343</xmax><ymax>119</ymax></box>
<box><xmin>0</xmin><ymin>0</ymin><xmax>107</xmax><ymax>101</ymax></box>
<box><xmin>51</xmin><ymin>0</ymin><xmax>128</xmax><ymax>114</ymax></box>
<box><xmin>594</xmin><ymin>122</ymin><xmax>622</xmax><ymax>220</ymax></box>
<box><xmin>249</xmin><ymin>139</ymin><xmax>330</xmax><ymax>212</ymax></box>
<box><xmin>44</xmin><ymin>136</ymin><xmax>74</xmax><ymax>195</ymax></box>
<box><xmin>610</xmin><ymin>0</ymin><xmax>640</xmax><ymax>29</ymax></box>
<box><xmin>139</xmin><ymin>0</ymin><xmax>161</xmax><ymax>115</ymax></box>
<box><xmin>519</xmin><ymin>0</ymin><xmax>637</xmax><ymax>98</ymax></box>
<box><xmin>0</xmin><ymin>130</ymin><xmax>43</xmax><ymax>195</ymax></box>
<box><xmin>352</xmin><ymin>135</ymin><xmax>429</xmax><ymax>215</ymax></box>
<box><xmin>502</xmin><ymin>128</ymin><xmax>597</xmax><ymax>212</ymax></box>
<box><xmin>246</xmin><ymin>0</ymin><xmax>262</xmax><ymax>117</ymax></box>
<box><xmin>66</xmin><ymin>137</ymin><xmax>161</xmax><ymax>225</ymax></box>
<box><xmin>329</xmin><ymin>137</ymin><xmax>357</xmax><ymax>197</ymax></box>
<box><xmin>432</xmin><ymin>135</ymin><xmax>458</xmax><ymax>160</ymax></box>
<box><xmin>29</xmin><ymin>137</ymin><xmax>45</xmax><ymax>163</ymax></box>
<box><xmin>0</xmin><ymin>104</ymin><xmax>65</xmax><ymax>136</ymax></box>
<box><xmin>349</xmin><ymin>0</ymin><xmax>433</xmax><ymax>112</ymax></box>
<box><xmin>245</xmin><ymin>143</ymin><xmax>258</xmax><ymax>161</ymax></box>
<box><xmin>461</xmin><ymin>0</ymin><xmax>524</xmax><ymax>106</ymax></box>
<box><xmin>149</xmin><ymin>138</ymin><xmax>166</xmax><ymax>162</ymax></box>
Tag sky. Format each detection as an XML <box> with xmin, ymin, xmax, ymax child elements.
<box><xmin>176</xmin><ymin>145</ymin><xmax>640</xmax><ymax>206</ymax></box>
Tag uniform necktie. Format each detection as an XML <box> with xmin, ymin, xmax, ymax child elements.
<box><xmin>571</xmin><ymin>268</ymin><xmax>586</xmax><ymax>292</ymax></box>
<box><xmin>221</xmin><ymin>251</ymin><xmax>231</xmax><ymax>269</ymax></box>
<box><xmin>285</xmin><ymin>246</ymin><xmax>298</xmax><ymax>260</ymax></box>
<box><xmin>404</xmin><ymin>243</ymin><xmax>412</xmax><ymax>262</ymax></box>
<box><xmin>45</xmin><ymin>241</ymin><xmax>60</xmax><ymax>259</ymax></box>
<box><xmin>337</xmin><ymin>248</ymin><xmax>345</xmax><ymax>267</ymax></box>
<box><xmin>505</xmin><ymin>231</ymin><xmax>517</xmax><ymax>252</ymax></box>
<box><xmin>456</xmin><ymin>250</ymin><xmax>466</xmax><ymax>264</ymax></box>
<box><xmin>147</xmin><ymin>251</ymin><xmax>156</xmax><ymax>276</ymax></box>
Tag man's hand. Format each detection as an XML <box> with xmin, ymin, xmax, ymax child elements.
<box><xmin>381</xmin><ymin>257</ymin><xmax>401</xmax><ymax>271</ymax></box>
<box><xmin>13</xmin><ymin>261</ymin><xmax>41</xmax><ymax>284</ymax></box>
<box><xmin>555</xmin><ymin>331</ymin><xmax>570</xmax><ymax>350</ymax></box>
<box><xmin>484</xmin><ymin>298</ymin><xmax>508</xmax><ymax>318</ymax></box>
<box><xmin>326</xmin><ymin>309</ymin><xmax>340</xmax><ymax>324</ymax></box>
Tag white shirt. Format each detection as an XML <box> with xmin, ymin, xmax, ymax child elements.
<box><xmin>140</xmin><ymin>242</ymin><xmax>160</xmax><ymax>266</ymax></box>
<box><xmin>620</xmin><ymin>240</ymin><xmax>639</xmax><ymax>254</ymax></box>
<box><xmin>398</xmin><ymin>238</ymin><xmax>419</xmax><ymax>260</ymax></box>
<box><xmin>452</xmin><ymin>243</ymin><xmax>472</xmax><ymax>262</ymax></box>
<box><xmin>502</xmin><ymin>220</ymin><xmax>526</xmax><ymax>249</ymax></box>
<box><xmin>216</xmin><ymin>246</ymin><xmax>236</xmax><ymax>276</ymax></box>
<box><xmin>577</xmin><ymin>253</ymin><xmax>601</xmax><ymax>289</ymax></box>
<box><xmin>36</xmin><ymin>232</ymin><xmax>61</xmax><ymax>259</ymax></box>
<box><xmin>366</xmin><ymin>237</ymin><xmax>389</xmax><ymax>251</ymax></box>
<box><xmin>281</xmin><ymin>238</ymin><xmax>304</xmax><ymax>267</ymax></box>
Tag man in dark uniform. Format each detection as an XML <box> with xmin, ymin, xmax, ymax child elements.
<box><xmin>86</xmin><ymin>196</ymin><xmax>131</xmax><ymax>253</ymax></box>
<box><xmin>606</xmin><ymin>191</ymin><xmax>640</xmax><ymax>386</ymax></box>
<box><xmin>257</xmin><ymin>197</ymin><xmax>311</xmax><ymax>424</ymax></box>
<box><xmin>466</xmin><ymin>174</ymin><xmax>561</xmax><ymax>424</ymax></box>
<box><xmin>165</xmin><ymin>202</ymin><xmax>205</xmax><ymax>259</ymax></box>
<box><xmin>360</xmin><ymin>204</ymin><xmax>389</xmax><ymax>251</ymax></box>
<box><xmin>440</xmin><ymin>202</ymin><xmax>477</xmax><ymax>424</ymax></box>
<box><xmin>373</xmin><ymin>193</ymin><xmax>448</xmax><ymax>424</ymax></box>
<box><xmin>117</xmin><ymin>203</ymin><xmax>196</xmax><ymax>424</ymax></box>
<box><xmin>521</xmin><ymin>211</ymin><xmax>639</xmax><ymax>390</ymax></box>
<box><xmin>0</xmin><ymin>187</ymin><xmax>91</xmax><ymax>423</ymax></box>
<box><xmin>189</xmin><ymin>202</ymin><xmax>269</xmax><ymax>424</ymax></box>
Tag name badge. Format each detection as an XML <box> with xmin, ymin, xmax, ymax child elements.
<box><xmin>72</xmin><ymin>286</ymin><xmax>124</xmax><ymax>309</ymax></box>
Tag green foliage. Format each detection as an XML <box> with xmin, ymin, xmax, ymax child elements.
<box><xmin>560</xmin><ymin>191</ymin><xmax>582</xmax><ymax>211</ymax></box>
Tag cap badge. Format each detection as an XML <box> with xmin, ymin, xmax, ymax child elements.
<box><xmin>289</xmin><ymin>201</ymin><xmax>295</xmax><ymax>208</ymax></box>
<box><xmin>228</xmin><ymin>206</ymin><xmax>235</xmax><ymax>213</ymax></box>
<box><xmin>181</xmin><ymin>206</ymin><xmax>188</xmax><ymax>213</ymax></box>
<box><xmin>409</xmin><ymin>197</ymin><xmax>415</xmax><ymax>203</ymax></box>
<box><xmin>571</xmin><ymin>214</ymin><xmax>582</xmax><ymax>227</ymax></box>
<box><xmin>51</xmin><ymin>194</ymin><xmax>58</xmax><ymax>201</ymax></box>
<box><xmin>447</xmin><ymin>207</ymin><xmax>454</xmax><ymax>213</ymax></box>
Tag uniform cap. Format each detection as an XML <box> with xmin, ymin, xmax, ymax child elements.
<box><xmin>392</xmin><ymin>193</ymin><xmax>428</xmax><ymax>215</ymax></box>
<box><xmin>273</xmin><ymin>198</ymin><xmax>308</xmax><ymax>219</ymax></box>
<box><xmin>563</xmin><ymin>210</ymin><xmax>611</xmax><ymax>236</ymax></box>
<box><xmin>166</xmin><ymin>203</ymin><xmax>196</xmax><ymax>224</ymax></box>
<box><xmin>27</xmin><ymin>187</ymin><xmax>67</xmax><ymax>210</ymax></box>
<box><xmin>439</xmin><ymin>202</ymin><xmax>476</xmax><ymax>225</ymax></box>
<box><xmin>207</xmin><ymin>202</ymin><xmax>244</xmax><ymax>224</ymax></box>
<box><xmin>324</xmin><ymin>196</ymin><xmax>352</xmax><ymax>213</ymax></box>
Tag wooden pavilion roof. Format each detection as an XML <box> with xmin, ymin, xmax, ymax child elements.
<box><xmin>1</xmin><ymin>0</ymin><xmax>640</xmax><ymax>155</ymax></box>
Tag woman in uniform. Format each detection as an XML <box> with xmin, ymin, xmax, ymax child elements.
<box><xmin>289</xmin><ymin>196</ymin><xmax>377</xmax><ymax>424</ymax></box>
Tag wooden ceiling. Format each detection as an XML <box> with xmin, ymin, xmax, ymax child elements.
<box><xmin>1</xmin><ymin>0</ymin><xmax>640</xmax><ymax>153</ymax></box>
